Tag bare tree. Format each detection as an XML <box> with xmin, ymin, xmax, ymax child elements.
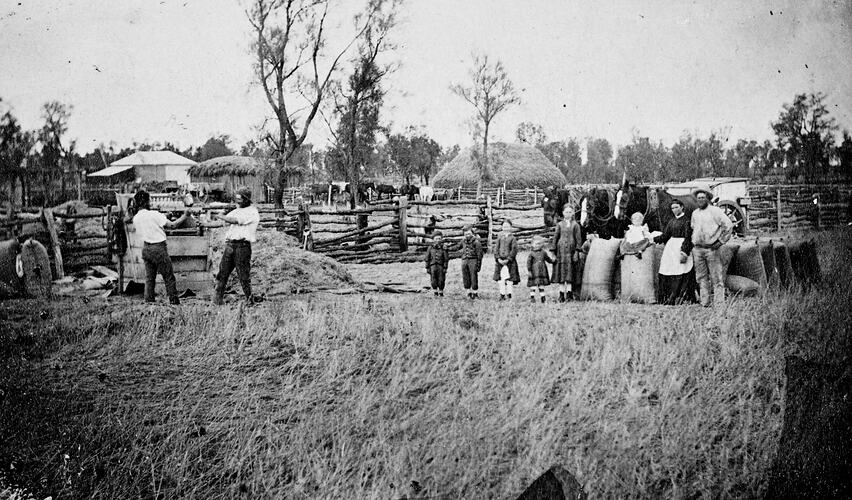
<box><xmin>247</xmin><ymin>0</ymin><xmax>382</xmax><ymax>206</ymax></box>
<box><xmin>451</xmin><ymin>54</ymin><xmax>520</xmax><ymax>196</ymax></box>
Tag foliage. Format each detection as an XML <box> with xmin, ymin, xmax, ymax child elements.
<box><xmin>34</xmin><ymin>101</ymin><xmax>73</xmax><ymax>206</ymax></box>
<box><xmin>386</xmin><ymin>128</ymin><xmax>442</xmax><ymax>185</ymax></box>
<box><xmin>327</xmin><ymin>2</ymin><xmax>400</xmax><ymax>205</ymax></box>
<box><xmin>515</xmin><ymin>122</ymin><xmax>547</xmax><ymax>147</ymax></box>
<box><xmin>585</xmin><ymin>137</ymin><xmax>617</xmax><ymax>182</ymax></box>
<box><xmin>539</xmin><ymin>139</ymin><xmax>582</xmax><ymax>183</ymax></box>
<box><xmin>195</xmin><ymin>135</ymin><xmax>235</xmax><ymax>162</ymax></box>
<box><xmin>616</xmin><ymin>136</ymin><xmax>670</xmax><ymax>183</ymax></box>
<box><xmin>837</xmin><ymin>131</ymin><xmax>852</xmax><ymax>180</ymax></box>
<box><xmin>771</xmin><ymin>92</ymin><xmax>838</xmax><ymax>182</ymax></box>
<box><xmin>0</xmin><ymin>109</ymin><xmax>35</xmax><ymax>202</ymax></box>
<box><xmin>451</xmin><ymin>54</ymin><xmax>520</xmax><ymax>194</ymax></box>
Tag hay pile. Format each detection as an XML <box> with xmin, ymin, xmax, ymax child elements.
<box><xmin>189</xmin><ymin>155</ymin><xmax>269</xmax><ymax>177</ymax></box>
<box><xmin>209</xmin><ymin>229</ymin><xmax>356</xmax><ymax>296</ymax></box>
<box><xmin>433</xmin><ymin>142</ymin><xmax>567</xmax><ymax>189</ymax></box>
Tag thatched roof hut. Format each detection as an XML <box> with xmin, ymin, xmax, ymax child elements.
<box><xmin>189</xmin><ymin>156</ymin><xmax>274</xmax><ymax>203</ymax></box>
<box><xmin>433</xmin><ymin>142</ymin><xmax>566</xmax><ymax>189</ymax></box>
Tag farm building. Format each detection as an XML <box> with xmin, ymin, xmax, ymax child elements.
<box><xmin>89</xmin><ymin>151</ymin><xmax>197</xmax><ymax>185</ymax></box>
<box><xmin>433</xmin><ymin>142</ymin><xmax>567</xmax><ymax>190</ymax></box>
<box><xmin>188</xmin><ymin>155</ymin><xmax>272</xmax><ymax>203</ymax></box>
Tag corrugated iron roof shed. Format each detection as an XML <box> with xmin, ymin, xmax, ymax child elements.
<box><xmin>111</xmin><ymin>151</ymin><xmax>197</xmax><ymax>167</ymax></box>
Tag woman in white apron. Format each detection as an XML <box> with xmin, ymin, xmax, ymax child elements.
<box><xmin>653</xmin><ymin>199</ymin><xmax>698</xmax><ymax>304</ymax></box>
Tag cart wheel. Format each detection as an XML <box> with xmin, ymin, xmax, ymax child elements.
<box><xmin>717</xmin><ymin>200</ymin><xmax>745</xmax><ymax>236</ymax></box>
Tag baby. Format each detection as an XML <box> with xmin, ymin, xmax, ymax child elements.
<box><xmin>619</xmin><ymin>212</ymin><xmax>653</xmax><ymax>259</ymax></box>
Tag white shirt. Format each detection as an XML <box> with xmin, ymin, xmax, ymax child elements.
<box><xmin>624</xmin><ymin>223</ymin><xmax>652</xmax><ymax>244</ymax></box>
<box><xmin>132</xmin><ymin>209</ymin><xmax>169</xmax><ymax>244</ymax></box>
<box><xmin>224</xmin><ymin>205</ymin><xmax>260</xmax><ymax>243</ymax></box>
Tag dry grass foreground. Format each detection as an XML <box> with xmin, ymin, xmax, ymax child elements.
<box><xmin>1</xmin><ymin>229</ymin><xmax>850</xmax><ymax>499</ymax></box>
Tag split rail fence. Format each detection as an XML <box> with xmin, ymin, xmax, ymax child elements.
<box><xmin>2</xmin><ymin>183</ymin><xmax>849</xmax><ymax>273</ymax></box>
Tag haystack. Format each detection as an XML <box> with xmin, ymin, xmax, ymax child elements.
<box><xmin>433</xmin><ymin>142</ymin><xmax>566</xmax><ymax>190</ymax></box>
<box><xmin>209</xmin><ymin>229</ymin><xmax>356</xmax><ymax>296</ymax></box>
<box><xmin>188</xmin><ymin>155</ymin><xmax>269</xmax><ymax>177</ymax></box>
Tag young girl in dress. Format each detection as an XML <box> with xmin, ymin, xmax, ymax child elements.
<box><xmin>527</xmin><ymin>235</ymin><xmax>555</xmax><ymax>303</ymax></box>
<box><xmin>551</xmin><ymin>204</ymin><xmax>583</xmax><ymax>301</ymax></box>
<box><xmin>492</xmin><ymin>219</ymin><xmax>520</xmax><ymax>300</ymax></box>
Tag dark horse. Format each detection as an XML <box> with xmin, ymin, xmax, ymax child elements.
<box><xmin>615</xmin><ymin>183</ymin><xmax>700</xmax><ymax>233</ymax></box>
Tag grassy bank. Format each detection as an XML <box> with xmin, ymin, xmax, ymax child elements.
<box><xmin>1</xmin><ymin>229</ymin><xmax>849</xmax><ymax>498</ymax></box>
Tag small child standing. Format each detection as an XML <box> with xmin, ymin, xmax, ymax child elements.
<box><xmin>460</xmin><ymin>225</ymin><xmax>483</xmax><ymax>299</ymax></box>
<box><xmin>619</xmin><ymin>212</ymin><xmax>653</xmax><ymax>259</ymax></box>
<box><xmin>424</xmin><ymin>230</ymin><xmax>449</xmax><ymax>296</ymax></box>
<box><xmin>527</xmin><ymin>236</ymin><xmax>555</xmax><ymax>303</ymax></box>
<box><xmin>492</xmin><ymin>219</ymin><xmax>520</xmax><ymax>300</ymax></box>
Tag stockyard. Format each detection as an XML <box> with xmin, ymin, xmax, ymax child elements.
<box><xmin>2</xmin><ymin>1</ymin><xmax>852</xmax><ymax>499</ymax></box>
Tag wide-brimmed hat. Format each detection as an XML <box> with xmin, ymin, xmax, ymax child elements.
<box><xmin>692</xmin><ymin>187</ymin><xmax>714</xmax><ymax>199</ymax></box>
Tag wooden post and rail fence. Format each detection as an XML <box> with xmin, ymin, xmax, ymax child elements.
<box><xmin>1</xmin><ymin>183</ymin><xmax>850</xmax><ymax>273</ymax></box>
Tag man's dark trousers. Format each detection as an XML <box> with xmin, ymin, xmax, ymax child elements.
<box><xmin>142</xmin><ymin>241</ymin><xmax>179</xmax><ymax>304</ymax></box>
<box><xmin>215</xmin><ymin>239</ymin><xmax>252</xmax><ymax>301</ymax></box>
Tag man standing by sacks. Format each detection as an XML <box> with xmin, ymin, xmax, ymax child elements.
<box><xmin>132</xmin><ymin>190</ymin><xmax>191</xmax><ymax>305</ymax></box>
<box><xmin>690</xmin><ymin>188</ymin><xmax>734</xmax><ymax>307</ymax></box>
<box><xmin>211</xmin><ymin>187</ymin><xmax>260</xmax><ymax>305</ymax></box>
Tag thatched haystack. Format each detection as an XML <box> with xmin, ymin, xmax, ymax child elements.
<box><xmin>188</xmin><ymin>155</ymin><xmax>270</xmax><ymax>178</ymax></box>
<box><xmin>189</xmin><ymin>156</ymin><xmax>276</xmax><ymax>202</ymax></box>
<box><xmin>433</xmin><ymin>142</ymin><xmax>566</xmax><ymax>189</ymax></box>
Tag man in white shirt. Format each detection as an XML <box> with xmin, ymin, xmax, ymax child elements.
<box><xmin>690</xmin><ymin>188</ymin><xmax>734</xmax><ymax>307</ymax></box>
<box><xmin>131</xmin><ymin>190</ymin><xmax>191</xmax><ymax>304</ymax></box>
<box><xmin>211</xmin><ymin>186</ymin><xmax>260</xmax><ymax>305</ymax></box>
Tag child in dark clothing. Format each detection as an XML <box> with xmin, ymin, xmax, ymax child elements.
<box><xmin>424</xmin><ymin>230</ymin><xmax>449</xmax><ymax>296</ymax></box>
<box><xmin>460</xmin><ymin>225</ymin><xmax>483</xmax><ymax>299</ymax></box>
<box><xmin>527</xmin><ymin>236</ymin><xmax>555</xmax><ymax>303</ymax></box>
<box><xmin>492</xmin><ymin>219</ymin><xmax>520</xmax><ymax>300</ymax></box>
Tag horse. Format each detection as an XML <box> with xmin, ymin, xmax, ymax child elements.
<box><xmin>579</xmin><ymin>180</ymin><xmax>653</xmax><ymax>238</ymax></box>
<box><xmin>309</xmin><ymin>183</ymin><xmax>340</xmax><ymax>205</ymax></box>
<box><xmin>650</xmin><ymin>189</ymin><xmax>699</xmax><ymax>232</ymax></box>
<box><xmin>541</xmin><ymin>185</ymin><xmax>573</xmax><ymax>227</ymax></box>
<box><xmin>375</xmin><ymin>184</ymin><xmax>396</xmax><ymax>200</ymax></box>
<box><xmin>398</xmin><ymin>184</ymin><xmax>419</xmax><ymax>201</ymax></box>
<box><xmin>418</xmin><ymin>185</ymin><xmax>434</xmax><ymax>202</ymax></box>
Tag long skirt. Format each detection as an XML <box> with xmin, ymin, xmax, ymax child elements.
<box><xmin>657</xmin><ymin>271</ymin><xmax>697</xmax><ymax>305</ymax></box>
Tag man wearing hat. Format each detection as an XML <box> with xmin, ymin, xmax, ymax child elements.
<box><xmin>211</xmin><ymin>187</ymin><xmax>260</xmax><ymax>305</ymax></box>
<box><xmin>690</xmin><ymin>187</ymin><xmax>734</xmax><ymax>307</ymax></box>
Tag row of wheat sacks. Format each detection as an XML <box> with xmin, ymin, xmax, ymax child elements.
<box><xmin>578</xmin><ymin>237</ymin><xmax>820</xmax><ymax>304</ymax></box>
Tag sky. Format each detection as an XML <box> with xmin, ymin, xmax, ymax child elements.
<box><xmin>1</xmin><ymin>0</ymin><xmax>850</xmax><ymax>155</ymax></box>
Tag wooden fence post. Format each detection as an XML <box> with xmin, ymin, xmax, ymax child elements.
<box><xmin>42</xmin><ymin>207</ymin><xmax>65</xmax><ymax>279</ymax></box>
<box><xmin>397</xmin><ymin>197</ymin><xmax>408</xmax><ymax>252</ymax></box>
<box><xmin>486</xmin><ymin>196</ymin><xmax>494</xmax><ymax>253</ymax></box>
<box><xmin>776</xmin><ymin>189</ymin><xmax>782</xmax><ymax>232</ymax></box>
<box><xmin>357</xmin><ymin>213</ymin><xmax>369</xmax><ymax>245</ymax></box>
<box><xmin>299</xmin><ymin>202</ymin><xmax>314</xmax><ymax>251</ymax></box>
<box><xmin>327</xmin><ymin>185</ymin><xmax>332</xmax><ymax>206</ymax></box>
<box><xmin>815</xmin><ymin>193</ymin><xmax>821</xmax><ymax>230</ymax></box>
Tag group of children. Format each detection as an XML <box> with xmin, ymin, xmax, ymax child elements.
<box><xmin>424</xmin><ymin>204</ymin><xmax>592</xmax><ymax>303</ymax></box>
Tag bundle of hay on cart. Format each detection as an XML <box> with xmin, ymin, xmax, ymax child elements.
<box><xmin>577</xmin><ymin>235</ymin><xmax>819</xmax><ymax>304</ymax></box>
